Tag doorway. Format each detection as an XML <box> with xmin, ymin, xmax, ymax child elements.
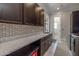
<box><xmin>53</xmin><ymin>16</ymin><xmax>61</xmax><ymax>42</ymax></box>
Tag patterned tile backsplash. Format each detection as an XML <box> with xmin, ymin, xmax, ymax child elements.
<box><xmin>0</xmin><ymin>23</ymin><xmax>43</xmax><ymax>43</ymax></box>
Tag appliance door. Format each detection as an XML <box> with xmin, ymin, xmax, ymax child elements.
<box><xmin>71</xmin><ymin>36</ymin><xmax>75</xmax><ymax>55</ymax></box>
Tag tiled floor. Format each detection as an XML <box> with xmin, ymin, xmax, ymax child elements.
<box><xmin>54</xmin><ymin>40</ymin><xmax>72</xmax><ymax>56</ymax></box>
<box><xmin>44</xmin><ymin>39</ymin><xmax>72</xmax><ymax>56</ymax></box>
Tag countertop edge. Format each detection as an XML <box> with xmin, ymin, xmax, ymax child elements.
<box><xmin>0</xmin><ymin>32</ymin><xmax>51</xmax><ymax>56</ymax></box>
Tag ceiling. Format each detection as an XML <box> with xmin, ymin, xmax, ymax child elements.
<box><xmin>38</xmin><ymin>3</ymin><xmax>79</xmax><ymax>15</ymax></box>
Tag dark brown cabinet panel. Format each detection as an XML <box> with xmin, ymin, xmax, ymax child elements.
<box><xmin>23</xmin><ymin>3</ymin><xmax>44</xmax><ymax>26</ymax></box>
<box><xmin>72</xmin><ymin>11</ymin><xmax>79</xmax><ymax>33</ymax></box>
<box><xmin>24</xmin><ymin>4</ymin><xmax>36</xmax><ymax>25</ymax></box>
<box><xmin>35</xmin><ymin>10</ymin><xmax>44</xmax><ymax>26</ymax></box>
<box><xmin>0</xmin><ymin>3</ymin><xmax>23</xmax><ymax>24</ymax></box>
<box><xmin>0</xmin><ymin>3</ymin><xmax>44</xmax><ymax>26</ymax></box>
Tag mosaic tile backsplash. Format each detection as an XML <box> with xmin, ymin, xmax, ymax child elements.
<box><xmin>0</xmin><ymin>23</ymin><xmax>43</xmax><ymax>43</ymax></box>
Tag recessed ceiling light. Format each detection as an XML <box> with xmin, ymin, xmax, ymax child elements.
<box><xmin>57</xmin><ymin>8</ymin><xmax>59</xmax><ymax>10</ymax></box>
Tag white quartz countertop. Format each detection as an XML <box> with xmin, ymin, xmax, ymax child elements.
<box><xmin>0</xmin><ymin>32</ymin><xmax>50</xmax><ymax>56</ymax></box>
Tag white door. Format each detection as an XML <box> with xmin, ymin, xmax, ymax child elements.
<box><xmin>53</xmin><ymin>16</ymin><xmax>61</xmax><ymax>41</ymax></box>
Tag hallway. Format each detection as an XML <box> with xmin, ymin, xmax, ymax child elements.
<box><xmin>44</xmin><ymin>38</ymin><xmax>72</xmax><ymax>56</ymax></box>
<box><xmin>54</xmin><ymin>39</ymin><xmax>72</xmax><ymax>56</ymax></box>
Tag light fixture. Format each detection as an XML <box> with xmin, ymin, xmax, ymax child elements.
<box><xmin>57</xmin><ymin>7</ymin><xmax>59</xmax><ymax>10</ymax></box>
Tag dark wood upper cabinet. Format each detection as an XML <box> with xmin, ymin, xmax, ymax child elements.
<box><xmin>24</xmin><ymin>3</ymin><xmax>44</xmax><ymax>26</ymax></box>
<box><xmin>0</xmin><ymin>3</ymin><xmax>44</xmax><ymax>26</ymax></box>
<box><xmin>72</xmin><ymin>11</ymin><xmax>79</xmax><ymax>33</ymax></box>
<box><xmin>24</xmin><ymin>4</ymin><xmax>36</xmax><ymax>25</ymax></box>
<box><xmin>0</xmin><ymin>3</ymin><xmax>23</xmax><ymax>24</ymax></box>
<box><xmin>35</xmin><ymin>8</ymin><xmax>44</xmax><ymax>26</ymax></box>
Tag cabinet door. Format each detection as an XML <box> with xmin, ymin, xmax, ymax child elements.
<box><xmin>35</xmin><ymin>7</ymin><xmax>44</xmax><ymax>26</ymax></box>
<box><xmin>24</xmin><ymin>4</ymin><xmax>36</xmax><ymax>25</ymax></box>
<box><xmin>72</xmin><ymin>11</ymin><xmax>79</xmax><ymax>33</ymax></box>
<box><xmin>24</xmin><ymin>3</ymin><xmax>44</xmax><ymax>26</ymax></box>
<box><xmin>0</xmin><ymin>3</ymin><xmax>23</xmax><ymax>24</ymax></box>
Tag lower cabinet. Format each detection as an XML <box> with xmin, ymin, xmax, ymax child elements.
<box><xmin>40</xmin><ymin>34</ymin><xmax>52</xmax><ymax>55</ymax></box>
<box><xmin>70</xmin><ymin>34</ymin><xmax>79</xmax><ymax>56</ymax></box>
<box><xmin>7</xmin><ymin>34</ymin><xmax>52</xmax><ymax>56</ymax></box>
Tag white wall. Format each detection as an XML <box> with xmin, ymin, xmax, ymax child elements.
<box><xmin>60</xmin><ymin>12</ymin><xmax>71</xmax><ymax>48</ymax></box>
<box><xmin>49</xmin><ymin>14</ymin><xmax>54</xmax><ymax>33</ymax></box>
<box><xmin>61</xmin><ymin>12</ymin><xmax>71</xmax><ymax>39</ymax></box>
